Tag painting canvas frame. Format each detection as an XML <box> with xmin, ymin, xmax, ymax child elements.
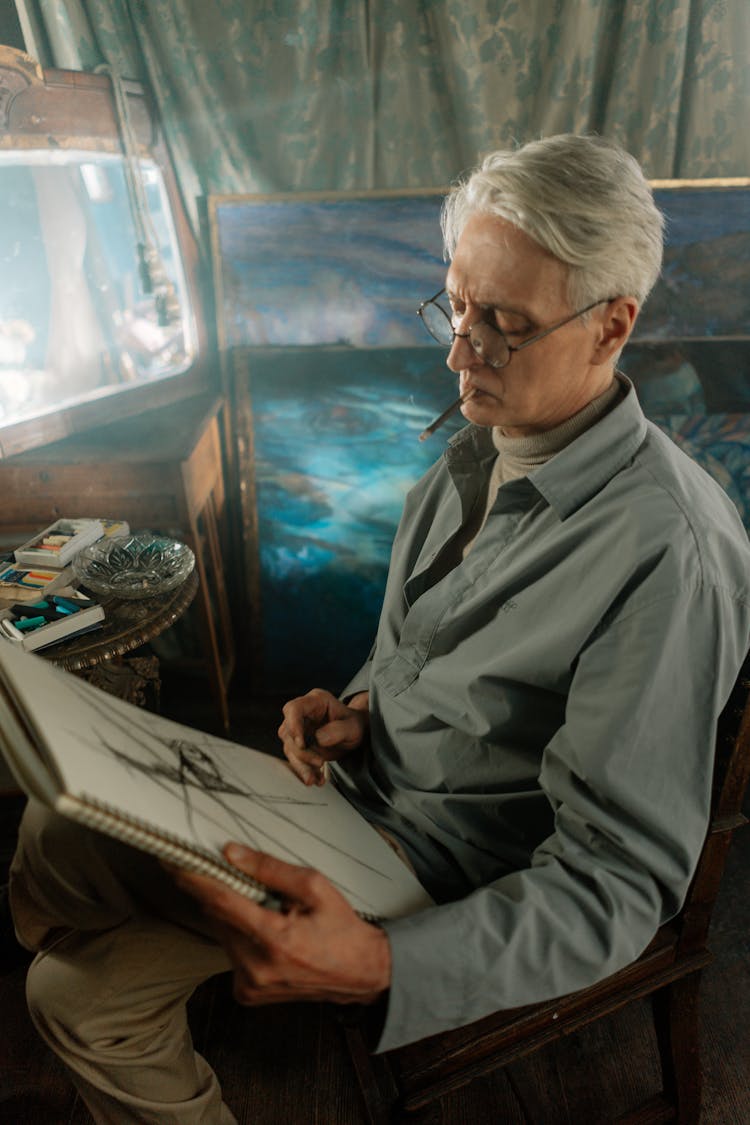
<box><xmin>210</xmin><ymin>180</ymin><xmax>750</xmax><ymax>693</ymax></box>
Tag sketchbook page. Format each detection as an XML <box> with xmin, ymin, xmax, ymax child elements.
<box><xmin>0</xmin><ymin>645</ymin><xmax>433</xmax><ymax>920</ymax></box>
<box><xmin>54</xmin><ymin>793</ymin><xmax>277</xmax><ymax>909</ymax></box>
<box><xmin>0</xmin><ymin>652</ymin><xmax>64</xmax><ymax>804</ymax></box>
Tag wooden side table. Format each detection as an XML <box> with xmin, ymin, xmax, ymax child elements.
<box><xmin>46</xmin><ymin>567</ymin><xmax>199</xmax><ymax>709</ymax></box>
<box><xmin>0</xmin><ymin>396</ymin><xmax>234</xmax><ymax>730</ymax></box>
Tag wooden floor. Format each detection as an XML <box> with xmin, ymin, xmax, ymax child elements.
<box><xmin>1</xmin><ymin>680</ymin><xmax>749</xmax><ymax>1124</ymax></box>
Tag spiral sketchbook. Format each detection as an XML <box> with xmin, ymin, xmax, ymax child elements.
<box><xmin>0</xmin><ymin>643</ymin><xmax>433</xmax><ymax>921</ymax></box>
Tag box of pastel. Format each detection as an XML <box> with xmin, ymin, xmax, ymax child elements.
<box><xmin>0</xmin><ymin>592</ymin><xmax>105</xmax><ymax>653</ymax></box>
<box><xmin>0</xmin><ymin>564</ymin><xmax>75</xmax><ymax>603</ymax></box>
<box><xmin>13</xmin><ymin>519</ymin><xmax>105</xmax><ymax>570</ymax></box>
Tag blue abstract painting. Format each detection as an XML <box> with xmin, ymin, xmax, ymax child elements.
<box><xmin>211</xmin><ymin>182</ymin><xmax>750</xmax><ymax>693</ymax></box>
<box><xmin>635</xmin><ymin>184</ymin><xmax>750</xmax><ymax>340</ymax></box>
<box><xmin>246</xmin><ymin>346</ymin><xmax>463</xmax><ymax>691</ymax></box>
<box><xmin>214</xmin><ymin>192</ymin><xmax>446</xmax><ymax>349</ymax></box>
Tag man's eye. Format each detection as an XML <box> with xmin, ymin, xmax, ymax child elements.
<box><xmin>496</xmin><ymin>316</ymin><xmax>532</xmax><ymax>338</ymax></box>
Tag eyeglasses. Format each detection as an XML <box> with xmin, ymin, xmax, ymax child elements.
<box><xmin>417</xmin><ymin>288</ymin><xmax>614</xmax><ymax>369</ymax></box>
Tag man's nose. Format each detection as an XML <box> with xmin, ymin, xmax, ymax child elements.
<box><xmin>446</xmin><ymin>329</ymin><xmax>480</xmax><ymax>373</ymax></box>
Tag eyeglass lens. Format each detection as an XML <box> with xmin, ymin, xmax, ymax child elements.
<box><xmin>419</xmin><ymin>300</ymin><xmax>510</xmax><ymax>368</ymax></box>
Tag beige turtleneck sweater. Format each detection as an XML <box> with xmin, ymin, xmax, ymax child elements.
<box><xmin>461</xmin><ymin>378</ymin><xmax>623</xmax><ymax>557</ymax></box>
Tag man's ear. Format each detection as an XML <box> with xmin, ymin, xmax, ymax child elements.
<box><xmin>591</xmin><ymin>297</ymin><xmax>639</xmax><ymax>365</ymax></box>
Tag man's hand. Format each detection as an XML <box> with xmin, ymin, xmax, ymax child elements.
<box><xmin>278</xmin><ymin>688</ymin><xmax>369</xmax><ymax>786</ymax></box>
<box><xmin>171</xmin><ymin>843</ymin><xmax>391</xmax><ymax>1006</ymax></box>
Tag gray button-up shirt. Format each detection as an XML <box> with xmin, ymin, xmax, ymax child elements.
<box><xmin>333</xmin><ymin>378</ymin><xmax>750</xmax><ymax>1051</ymax></box>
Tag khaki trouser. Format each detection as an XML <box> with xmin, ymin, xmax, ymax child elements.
<box><xmin>9</xmin><ymin>799</ymin><xmax>238</xmax><ymax>1125</ymax></box>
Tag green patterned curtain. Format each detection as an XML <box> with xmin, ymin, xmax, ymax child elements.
<box><xmin>14</xmin><ymin>0</ymin><xmax>750</xmax><ymax>234</ymax></box>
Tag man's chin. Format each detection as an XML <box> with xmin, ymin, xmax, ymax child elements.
<box><xmin>461</xmin><ymin>388</ymin><xmax>504</xmax><ymax>425</ymax></box>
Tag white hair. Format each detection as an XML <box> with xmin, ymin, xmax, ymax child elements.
<box><xmin>441</xmin><ymin>134</ymin><xmax>664</xmax><ymax>310</ymax></box>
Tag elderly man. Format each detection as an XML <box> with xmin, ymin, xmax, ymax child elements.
<box><xmin>10</xmin><ymin>133</ymin><xmax>750</xmax><ymax>1124</ymax></box>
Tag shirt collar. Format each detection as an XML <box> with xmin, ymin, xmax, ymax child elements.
<box><xmin>445</xmin><ymin>375</ymin><xmax>649</xmax><ymax>520</ymax></box>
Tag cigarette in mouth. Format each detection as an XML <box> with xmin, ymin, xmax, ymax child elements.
<box><xmin>418</xmin><ymin>390</ymin><xmax>476</xmax><ymax>442</ymax></box>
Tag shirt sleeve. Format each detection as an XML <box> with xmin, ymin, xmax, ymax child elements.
<box><xmin>377</xmin><ymin>584</ymin><xmax>750</xmax><ymax>1051</ymax></box>
<box><xmin>340</xmin><ymin>645</ymin><xmax>375</xmax><ymax>701</ymax></box>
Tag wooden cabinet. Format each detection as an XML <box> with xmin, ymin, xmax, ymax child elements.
<box><xmin>0</xmin><ymin>394</ymin><xmax>234</xmax><ymax>728</ymax></box>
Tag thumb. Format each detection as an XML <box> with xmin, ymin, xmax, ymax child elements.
<box><xmin>224</xmin><ymin>843</ymin><xmax>327</xmax><ymax>907</ymax></box>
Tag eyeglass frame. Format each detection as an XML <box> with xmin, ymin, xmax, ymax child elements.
<box><xmin>417</xmin><ymin>288</ymin><xmax>616</xmax><ymax>369</ymax></box>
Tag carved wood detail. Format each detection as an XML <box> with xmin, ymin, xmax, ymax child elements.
<box><xmin>0</xmin><ymin>46</ymin><xmax>43</xmax><ymax>128</ymax></box>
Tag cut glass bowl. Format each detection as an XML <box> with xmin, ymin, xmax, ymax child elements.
<box><xmin>73</xmin><ymin>533</ymin><xmax>195</xmax><ymax>599</ymax></box>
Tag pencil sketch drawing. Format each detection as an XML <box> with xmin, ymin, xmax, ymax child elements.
<box><xmin>62</xmin><ymin>675</ymin><xmax>395</xmax><ymax>907</ymax></box>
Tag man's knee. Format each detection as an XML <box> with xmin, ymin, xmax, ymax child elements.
<box><xmin>15</xmin><ymin>800</ymin><xmax>87</xmax><ymax>879</ymax></box>
<box><xmin>26</xmin><ymin>940</ymin><xmax>156</xmax><ymax>1063</ymax></box>
<box><xmin>11</xmin><ymin>801</ymin><xmax>134</xmax><ymax>940</ymax></box>
<box><xmin>12</xmin><ymin>801</ymin><xmax>221</xmax><ymax>946</ymax></box>
<box><xmin>26</xmin><ymin>921</ymin><xmax>231</xmax><ymax>1059</ymax></box>
<box><xmin>25</xmin><ymin>945</ymin><xmax>96</xmax><ymax>1050</ymax></box>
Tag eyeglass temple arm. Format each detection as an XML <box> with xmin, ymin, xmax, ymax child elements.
<box><xmin>510</xmin><ymin>298</ymin><xmax>615</xmax><ymax>353</ymax></box>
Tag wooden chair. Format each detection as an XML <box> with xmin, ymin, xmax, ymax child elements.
<box><xmin>342</xmin><ymin>654</ymin><xmax>750</xmax><ymax>1124</ymax></box>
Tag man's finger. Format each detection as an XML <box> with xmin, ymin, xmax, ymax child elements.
<box><xmin>289</xmin><ymin>745</ymin><xmax>326</xmax><ymax>769</ymax></box>
<box><xmin>172</xmin><ymin>862</ymin><xmax>290</xmax><ymax>935</ymax></box>
<box><xmin>179</xmin><ymin>844</ymin><xmax>334</xmax><ymax>916</ymax></box>
<box><xmin>223</xmin><ymin>843</ymin><xmax>328</xmax><ymax>906</ymax></box>
<box><xmin>283</xmin><ymin>750</ymin><xmax>327</xmax><ymax>787</ymax></box>
<box><xmin>314</xmin><ymin>717</ymin><xmax>361</xmax><ymax>751</ymax></box>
